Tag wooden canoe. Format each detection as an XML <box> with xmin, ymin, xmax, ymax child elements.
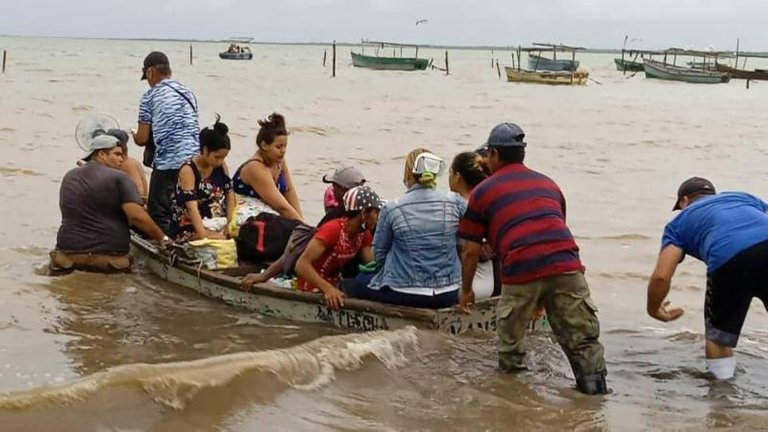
<box><xmin>643</xmin><ymin>59</ymin><xmax>730</xmax><ymax>84</ymax></box>
<box><xmin>714</xmin><ymin>63</ymin><xmax>768</xmax><ymax>80</ymax></box>
<box><xmin>505</xmin><ymin>67</ymin><xmax>588</xmax><ymax>86</ymax></box>
<box><xmin>129</xmin><ymin>235</ymin><xmax>527</xmax><ymax>335</ymax></box>
<box><xmin>614</xmin><ymin>58</ymin><xmax>644</xmax><ymax>72</ymax></box>
<box><xmin>350</xmin><ymin>52</ymin><xmax>429</xmax><ymax>71</ymax></box>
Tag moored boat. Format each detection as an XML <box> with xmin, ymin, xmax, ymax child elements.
<box><xmin>643</xmin><ymin>59</ymin><xmax>730</xmax><ymax>84</ymax></box>
<box><xmin>505</xmin><ymin>67</ymin><xmax>588</xmax><ymax>85</ymax></box>
<box><xmin>350</xmin><ymin>51</ymin><xmax>429</xmax><ymax>71</ymax></box>
<box><xmin>129</xmin><ymin>235</ymin><xmax>519</xmax><ymax>335</ymax></box>
<box><xmin>714</xmin><ymin>63</ymin><xmax>768</xmax><ymax>80</ymax></box>
<box><xmin>614</xmin><ymin>58</ymin><xmax>644</xmax><ymax>72</ymax></box>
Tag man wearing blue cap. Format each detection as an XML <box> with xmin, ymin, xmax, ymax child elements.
<box><xmin>646</xmin><ymin>177</ymin><xmax>768</xmax><ymax>380</ymax></box>
<box><xmin>132</xmin><ymin>51</ymin><xmax>200</xmax><ymax>234</ymax></box>
<box><xmin>51</xmin><ymin>133</ymin><xmax>170</xmax><ymax>275</ymax></box>
<box><xmin>458</xmin><ymin>122</ymin><xmax>607</xmax><ymax>395</ymax></box>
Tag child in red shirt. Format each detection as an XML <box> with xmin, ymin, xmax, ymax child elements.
<box><xmin>296</xmin><ymin>186</ymin><xmax>383</xmax><ymax>309</ymax></box>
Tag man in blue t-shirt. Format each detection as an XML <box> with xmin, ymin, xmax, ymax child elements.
<box><xmin>132</xmin><ymin>51</ymin><xmax>200</xmax><ymax>234</ymax></box>
<box><xmin>646</xmin><ymin>177</ymin><xmax>768</xmax><ymax>380</ymax></box>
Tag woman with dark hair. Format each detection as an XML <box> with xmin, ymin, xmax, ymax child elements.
<box><xmin>449</xmin><ymin>151</ymin><xmax>498</xmax><ymax>299</ymax></box>
<box><xmin>231</xmin><ymin>112</ymin><xmax>303</xmax><ymax>223</ymax></box>
<box><xmin>169</xmin><ymin>115</ymin><xmax>235</xmax><ymax>241</ymax></box>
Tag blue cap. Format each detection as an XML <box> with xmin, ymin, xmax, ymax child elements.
<box><xmin>485</xmin><ymin>122</ymin><xmax>526</xmax><ymax>148</ymax></box>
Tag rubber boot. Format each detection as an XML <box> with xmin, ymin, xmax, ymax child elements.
<box><xmin>576</xmin><ymin>373</ymin><xmax>608</xmax><ymax>395</ymax></box>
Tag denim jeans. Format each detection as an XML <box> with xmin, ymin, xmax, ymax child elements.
<box><xmin>148</xmin><ymin>168</ymin><xmax>179</xmax><ymax>235</ymax></box>
<box><xmin>341</xmin><ymin>272</ymin><xmax>459</xmax><ymax>309</ymax></box>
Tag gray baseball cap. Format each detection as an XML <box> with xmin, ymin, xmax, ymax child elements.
<box><xmin>82</xmin><ymin>133</ymin><xmax>120</xmax><ymax>160</ymax></box>
<box><xmin>322</xmin><ymin>166</ymin><xmax>366</xmax><ymax>189</ymax></box>
<box><xmin>484</xmin><ymin>122</ymin><xmax>527</xmax><ymax>148</ymax></box>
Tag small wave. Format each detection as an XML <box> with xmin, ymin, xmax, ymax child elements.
<box><xmin>71</xmin><ymin>105</ymin><xmax>93</xmax><ymax>112</ymax></box>
<box><xmin>0</xmin><ymin>127</ymin><xmax>15</xmax><ymax>133</ymax></box>
<box><xmin>0</xmin><ymin>167</ymin><xmax>43</xmax><ymax>177</ymax></box>
<box><xmin>0</xmin><ymin>326</ymin><xmax>419</xmax><ymax>411</ymax></box>
<box><xmin>290</xmin><ymin>125</ymin><xmax>337</xmax><ymax>136</ymax></box>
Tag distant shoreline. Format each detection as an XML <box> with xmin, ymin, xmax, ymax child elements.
<box><xmin>2</xmin><ymin>34</ymin><xmax>766</xmax><ymax>56</ymax></box>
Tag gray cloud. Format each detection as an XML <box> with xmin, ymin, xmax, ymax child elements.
<box><xmin>1</xmin><ymin>0</ymin><xmax>766</xmax><ymax>50</ymax></box>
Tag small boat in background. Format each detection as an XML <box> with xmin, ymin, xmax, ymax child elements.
<box><xmin>613</xmin><ymin>58</ymin><xmax>644</xmax><ymax>72</ymax></box>
<box><xmin>715</xmin><ymin>63</ymin><xmax>768</xmax><ymax>80</ymax></box>
<box><xmin>504</xmin><ymin>44</ymin><xmax>589</xmax><ymax>86</ymax></box>
<box><xmin>219</xmin><ymin>38</ymin><xmax>254</xmax><ymax>60</ymax></box>
<box><xmin>351</xmin><ymin>41</ymin><xmax>430</xmax><ymax>71</ymax></box>
<box><xmin>505</xmin><ymin>68</ymin><xmax>589</xmax><ymax>85</ymax></box>
<box><xmin>643</xmin><ymin>58</ymin><xmax>730</xmax><ymax>84</ymax></box>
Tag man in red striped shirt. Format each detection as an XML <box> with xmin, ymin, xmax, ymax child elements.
<box><xmin>458</xmin><ymin>122</ymin><xmax>607</xmax><ymax>395</ymax></box>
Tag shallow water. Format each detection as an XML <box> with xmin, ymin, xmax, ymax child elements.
<box><xmin>1</xmin><ymin>36</ymin><xmax>768</xmax><ymax>430</ymax></box>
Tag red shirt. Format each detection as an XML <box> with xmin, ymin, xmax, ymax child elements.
<box><xmin>297</xmin><ymin>218</ymin><xmax>372</xmax><ymax>292</ymax></box>
<box><xmin>458</xmin><ymin>163</ymin><xmax>583</xmax><ymax>285</ymax></box>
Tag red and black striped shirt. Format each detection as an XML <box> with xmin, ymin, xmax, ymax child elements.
<box><xmin>458</xmin><ymin>163</ymin><xmax>583</xmax><ymax>285</ymax></box>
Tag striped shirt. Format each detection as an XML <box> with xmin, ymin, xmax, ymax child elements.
<box><xmin>458</xmin><ymin>163</ymin><xmax>583</xmax><ymax>285</ymax></box>
<box><xmin>138</xmin><ymin>78</ymin><xmax>200</xmax><ymax>170</ymax></box>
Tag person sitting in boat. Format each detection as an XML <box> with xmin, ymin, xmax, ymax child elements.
<box><xmin>238</xmin><ymin>165</ymin><xmax>367</xmax><ymax>289</ymax></box>
<box><xmin>231</xmin><ymin>113</ymin><xmax>303</xmax><ymax>262</ymax></box>
<box><xmin>50</xmin><ymin>132</ymin><xmax>170</xmax><ymax>275</ymax></box>
<box><xmin>449</xmin><ymin>151</ymin><xmax>498</xmax><ymax>300</ymax></box>
<box><xmin>295</xmin><ymin>185</ymin><xmax>382</xmax><ymax>310</ymax></box>
<box><xmin>341</xmin><ymin>149</ymin><xmax>466</xmax><ymax>309</ymax></box>
<box><xmin>106</xmin><ymin>129</ymin><xmax>148</xmax><ymax>203</ymax></box>
<box><xmin>232</xmin><ymin>112</ymin><xmax>303</xmax><ymax>223</ymax></box>
<box><xmin>169</xmin><ymin>115</ymin><xmax>235</xmax><ymax>242</ymax></box>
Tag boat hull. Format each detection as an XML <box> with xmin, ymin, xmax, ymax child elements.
<box><xmin>505</xmin><ymin>67</ymin><xmax>588</xmax><ymax>85</ymax></box>
<box><xmin>130</xmin><ymin>235</ymin><xmax>518</xmax><ymax>335</ymax></box>
<box><xmin>714</xmin><ymin>63</ymin><xmax>768</xmax><ymax>80</ymax></box>
<box><xmin>614</xmin><ymin>58</ymin><xmax>644</xmax><ymax>72</ymax></box>
<box><xmin>351</xmin><ymin>52</ymin><xmax>429</xmax><ymax>71</ymax></box>
<box><xmin>527</xmin><ymin>54</ymin><xmax>579</xmax><ymax>72</ymax></box>
<box><xmin>643</xmin><ymin>59</ymin><xmax>730</xmax><ymax>83</ymax></box>
<box><xmin>219</xmin><ymin>52</ymin><xmax>253</xmax><ymax>60</ymax></box>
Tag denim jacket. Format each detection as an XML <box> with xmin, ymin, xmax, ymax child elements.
<box><xmin>369</xmin><ymin>185</ymin><xmax>467</xmax><ymax>290</ymax></box>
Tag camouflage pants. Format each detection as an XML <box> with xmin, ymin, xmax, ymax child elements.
<box><xmin>497</xmin><ymin>272</ymin><xmax>606</xmax><ymax>380</ymax></box>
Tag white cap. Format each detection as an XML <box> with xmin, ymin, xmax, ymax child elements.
<box><xmin>82</xmin><ymin>134</ymin><xmax>119</xmax><ymax>160</ymax></box>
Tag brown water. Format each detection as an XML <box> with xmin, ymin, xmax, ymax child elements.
<box><xmin>1</xmin><ymin>36</ymin><xmax>768</xmax><ymax>431</ymax></box>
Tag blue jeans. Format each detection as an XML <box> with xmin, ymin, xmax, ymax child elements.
<box><xmin>341</xmin><ymin>273</ymin><xmax>458</xmax><ymax>309</ymax></box>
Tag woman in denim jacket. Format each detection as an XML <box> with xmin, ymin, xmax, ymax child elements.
<box><xmin>342</xmin><ymin>148</ymin><xmax>466</xmax><ymax>308</ymax></box>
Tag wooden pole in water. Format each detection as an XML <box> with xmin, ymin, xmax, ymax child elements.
<box><xmin>332</xmin><ymin>41</ymin><xmax>336</xmax><ymax>78</ymax></box>
<box><xmin>491</xmin><ymin>49</ymin><xmax>494</xmax><ymax>68</ymax></box>
<box><xmin>496</xmin><ymin>59</ymin><xmax>501</xmax><ymax>79</ymax></box>
<box><xmin>323</xmin><ymin>49</ymin><xmax>327</xmax><ymax>67</ymax></box>
<box><xmin>444</xmin><ymin>50</ymin><xmax>449</xmax><ymax>75</ymax></box>
<box><xmin>2</xmin><ymin>50</ymin><xmax>6</xmax><ymax>74</ymax></box>
<box><xmin>189</xmin><ymin>44</ymin><xmax>193</xmax><ymax>66</ymax></box>
<box><xmin>747</xmin><ymin>78</ymin><xmax>751</xmax><ymax>90</ymax></box>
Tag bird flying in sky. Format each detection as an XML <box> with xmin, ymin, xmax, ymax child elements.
<box><xmin>415</xmin><ymin>19</ymin><xmax>428</xmax><ymax>25</ymax></box>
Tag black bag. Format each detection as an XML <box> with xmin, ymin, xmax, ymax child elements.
<box><xmin>142</xmin><ymin>127</ymin><xmax>155</xmax><ymax>168</ymax></box>
<box><xmin>236</xmin><ymin>213</ymin><xmax>300</xmax><ymax>263</ymax></box>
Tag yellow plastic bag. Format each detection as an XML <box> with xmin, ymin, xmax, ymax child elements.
<box><xmin>188</xmin><ymin>239</ymin><xmax>237</xmax><ymax>269</ymax></box>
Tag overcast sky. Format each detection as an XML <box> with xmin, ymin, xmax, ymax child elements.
<box><xmin>2</xmin><ymin>0</ymin><xmax>766</xmax><ymax>50</ymax></box>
